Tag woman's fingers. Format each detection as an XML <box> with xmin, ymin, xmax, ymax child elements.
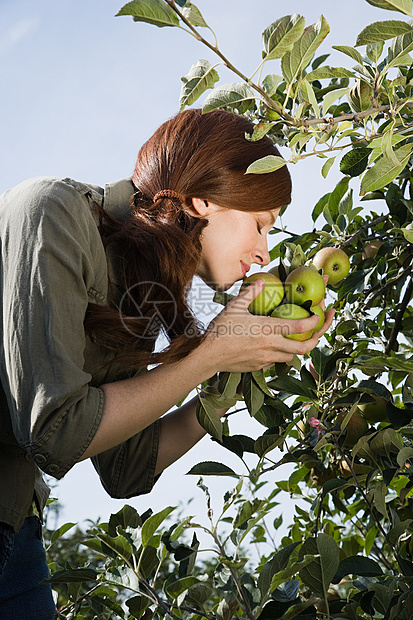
<box><xmin>267</xmin><ymin>313</ymin><xmax>320</xmax><ymax>337</ymax></box>
<box><xmin>229</xmin><ymin>278</ymin><xmax>265</xmax><ymax>311</ymax></box>
<box><xmin>312</xmin><ymin>307</ymin><xmax>335</xmax><ymax>339</ymax></box>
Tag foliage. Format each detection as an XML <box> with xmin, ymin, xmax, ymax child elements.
<box><xmin>48</xmin><ymin>1</ymin><xmax>413</xmax><ymax>618</ymax></box>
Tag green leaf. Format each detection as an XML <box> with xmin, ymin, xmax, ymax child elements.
<box><xmin>258</xmin><ymin>543</ymin><xmax>300</xmax><ymax>596</ymax></box>
<box><xmin>397</xmin><ymin>446</ymin><xmax>413</xmax><ymax>466</ymax></box>
<box><xmin>247</xmin><ymin>122</ymin><xmax>276</xmax><ymax>142</ymax></box>
<box><xmin>165</xmin><ymin>576</ymin><xmax>201</xmax><ymax>598</ymax></box>
<box><xmin>360</xmin><ymin>143</ymin><xmax>412</xmax><ymax>194</ymax></box>
<box><xmin>49</xmin><ymin>568</ymin><xmax>98</xmax><ymax>583</ymax></box>
<box><xmin>108</xmin><ymin>505</ymin><xmax>142</xmax><ymax>536</ymax></box>
<box><xmin>196</xmin><ymin>396</ymin><xmax>222</xmax><ymax>441</ymax></box>
<box><xmin>262</xmin><ymin>14</ymin><xmax>305</xmax><ymax>61</ymax></box>
<box><xmin>243</xmin><ymin>372</ymin><xmax>265</xmax><ymax>415</ymax></box>
<box><xmin>306</xmin><ymin>66</ymin><xmax>354</xmax><ymax>81</ymax></box>
<box><xmin>98</xmin><ymin>532</ymin><xmax>134</xmax><ymax>559</ymax></box>
<box><xmin>340</xmin><ymin>147</ymin><xmax>371</xmax><ymax>177</ymax></box>
<box><xmin>218</xmin><ymin>371</ymin><xmax>242</xmax><ymax>400</ymax></box>
<box><xmin>367</xmin><ymin>40</ymin><xmax>385</xmax><ymax>62</ymax></box>
<box><xmin>354</xmin><ymin>353</ymin><xmax>413</xmax><ymax>373</ymax></box>
<box><xmin>312</xmin><ymin>192</ymin><xmax>329</xmax><ymax>222</ymax></box>
<box><xmin>382</xmin><ymin>124</ymin><xmax>401</xmax><ymax>166</ymax></box>
<box><xmin>301</xmin><ymin>78</ymin><xmax>320</xmax><ymax>117</ymax></box>
<box><xmin>262</xmin><ymin>74</ymin><xmax>283</xmax><ymax>96</ymax></box>
<box><xmin>373</xmin><ymin>480</ymin><xmax>388</xmax><ymax>518</ymax></box>
<box><xmin>116</xmin><ymin>0</ymin><xmax>180</xmax><ymax>28</ymax></box>
<box><xmin>402</xmin><ymin>227</ymin><xmax>413</xmax><ymax>242</ymax></box>
<box><xmin>328</xmin><ymin>176</ymin><xmax>350</xmax><ymax>216</ymax></box>
<box><xmin>105</xmin><ymin>565</ymin><xmax>140</xmax><ymax>591</ymax></box>
<box><xmin>332</xmin><ymin>45</ymin><xmax>365</xmax><ymax>65</ymax></box>
<box><xmin>269</xmin><ymin>375</ymin><xmax>315</xmax><ymax>398</ymax></box>
<box><xmin>254</xmin><ymin>433</ymin><xmax>284</xmax><ymax>457</ymax></box>
<box><xmin>141</xmin><ymin>506</ymin><xmax>175</xmax><ymax>546</ymax></box>
<box><xmin>321</xmin><ymin>157</ymin><xmax>336</xmax><ymax>178</ymax></box>
<box><xmin>182</xmin><ymin>3</ymin><xmax>208</xmax><ymax>28</ymax></box>
<box><xmin>387</xmin><ymin>30</ymin><xmax>413</xmax><ymax>67</ymax></box>
<box><xmin>281</xmin><ymin>16</ymin><xmax>330</xmax><ymax>83</ymax></box>
<box><xmin>270</xmin><ymin>555</ymin><xmax>314</xmax><ymax>591</ymax></box>
<box><xmin>202</xmin><ymin>82</ymin><xmax>256</xmax><ymax>113</ymax></box>
<box><xmin>49</xmin><ymin>522</ymin><xmax>77</xmax><ymax>546</ymax></box>
<box><xmin>186</xmin><ymin>461</ymin><xmax>239</xmax><ymax>477</ymax></box>
<box><xmin>233</xmin><ymin>498</ymin><xmax>265</xmax><ymax>528</ymax></box>
<box><xmin>332</xmin><ymin>555</ymin><xmax>383</xmax><ymax>583</ymax></box>
<box><xmin>245</xmin><ymin>155</ymin><xmax>287</xmax><ymax>174</ymax></box>
<box><xmin>322</xmin><ymin>86</ymin><xmax>349</xmax><ymax>116</ymax></box>
<box><xmin>365</xmin><ymin>0</ymin><xmax>413</xmax><ymax>17</ymax></box>
<box><xmin>389</xmin><ymin>519</ymin><xmax>413</xmax><ymax>545</ymax></box>
<box><xmin>126</xmin><ymin>595</ymin><xmax>150</xmax><ymax>617</ymax></box>
<box><xmin>252</xmin><ymin>369</ymin><xmax>274</xmax><ymax>397</ymax></box>
<box><xmin>356</xmin><ymin>20</ymin><xmax>413</xmax><ymax>46</ymax></box>
<box><xmin>179</xmin><ymin>59</ymin><xmax>219</xmax><ymax>111</ymax></box>
<box><xmin>299</xmin><ymin>534</ymin><xmax>340</xmax><ymax>598</ymax></box>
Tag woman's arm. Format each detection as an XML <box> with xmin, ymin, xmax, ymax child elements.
<box><xmin>81</xmin><ymin>280</ymin><xmax>334</xmax><ymax>463</ymax></box>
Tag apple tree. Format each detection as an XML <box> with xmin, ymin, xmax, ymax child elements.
<box><xmin>48</xmin><ymin>1</ymin><xmax>413</xmax><ymax>618</ymax></box>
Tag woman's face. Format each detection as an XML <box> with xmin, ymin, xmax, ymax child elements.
<box><xmin>194</xmin><ymin>200</ymin><xmax>280</xmax><ymax>291</ymax></box>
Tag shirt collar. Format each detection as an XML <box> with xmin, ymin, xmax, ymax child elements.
<box><xmin>103</xmin><ymin>178</ymin><xmax>135</xmax><ymax>220</ymax></box>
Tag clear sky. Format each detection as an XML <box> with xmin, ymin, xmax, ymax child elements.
<box><xmin>1</xmin><ymin>0</ymin><xmax>389</xmax><ymax>536</ymax></box>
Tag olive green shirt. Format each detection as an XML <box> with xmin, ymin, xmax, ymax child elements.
<box><xmin>0</xmin><ymin>176</ymin><xmax>160</xmax><ymax>532</ymax></box>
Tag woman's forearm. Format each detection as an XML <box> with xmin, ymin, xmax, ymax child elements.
<box><xmin>80</xmin><ymin>345</ymin><xmax>216</xmax><ymax>461</ymax></box>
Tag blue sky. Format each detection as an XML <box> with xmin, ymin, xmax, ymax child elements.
<box><xmin>1</xmin><ymin>0</ymin><xmax>390</xmax><ymax>533</ymax></box>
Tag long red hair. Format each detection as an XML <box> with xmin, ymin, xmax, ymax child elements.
<box><xmin>85</xmin><ymin>109</ymin><xmax>292</xmax><ymax>372</ymax></box>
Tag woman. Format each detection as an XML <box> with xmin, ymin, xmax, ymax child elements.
<box><xmin>0</xmin><ymin>108</ymin><xmax>333</xmax><ymax>616</ymax></box>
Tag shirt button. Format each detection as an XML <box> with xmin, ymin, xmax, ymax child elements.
<box><xmin>33</xmin><ymin>454</ymin><xmax>47</xmax><ymax>465</ymax></box>
<box><xmin>46</xmin><ymin>464</ymin><xmax>60</xmax><ymax>475</ymax></box>
<box><xmin>25</xmin><ymin>453</ymin><xmax>32</xmax><ymax>462</ymax></box>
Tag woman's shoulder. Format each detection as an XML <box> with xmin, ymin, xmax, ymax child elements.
<box><xmin>0</xmin><ymin>176</ymin><xmax>104</xmax><ymax>230</ymax></box>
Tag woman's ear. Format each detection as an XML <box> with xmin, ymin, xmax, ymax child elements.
<box><xmin>186</xmin><ymin>197</ymin><xmax>209</xmax><ymax>218</ymax></box>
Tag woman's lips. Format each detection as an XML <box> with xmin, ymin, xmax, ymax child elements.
<box><xmin>241</xmin><ymin>261</ymin><xmax>250</xmax><ymax>277</ymax></box>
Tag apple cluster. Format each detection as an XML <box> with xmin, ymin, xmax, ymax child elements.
<box><xmin>241</xmin><ymin>247</ymin><xmax>350</xmax><ymax>342</ymax></box>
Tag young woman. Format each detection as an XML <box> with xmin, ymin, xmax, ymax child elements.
<box><xmin>0</xmin><ymin>108</ymin><xmax>333</xmax><ymax>616</ymax></box>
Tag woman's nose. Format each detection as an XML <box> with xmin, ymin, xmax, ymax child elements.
<box><xmin>252</xmin><ymin>243</ymin><xmax>270</xmax><ymax>266</ymax></box>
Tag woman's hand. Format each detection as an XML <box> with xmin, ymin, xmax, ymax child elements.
<box><xmin>201</xmin><ymin>278</ymin><xmax>335</xmax><ymax>374</ymax></box>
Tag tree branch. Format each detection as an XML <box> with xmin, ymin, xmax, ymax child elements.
<box><xmin>385</xmin><ymin>276</ymin><xmax>413</xmax><ymax>355</ymax></box>
<box><xmin>165</xmin><ymin>0</ymin><xmax>294</xmax><ymax>122</ymax></box>
<box><xmin>364</xmin><ymin>265</ymin><xmax>412</xmax><ymax>311</ymax></box>
<box><xmin>341</xmin><ymin>215</ymin><xmax>388</xmax><ymax>249</ymax></box>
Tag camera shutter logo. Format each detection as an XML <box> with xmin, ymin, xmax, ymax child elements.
<box><xmin>119</xmin><ymin>281</ymin><xmax>177</xmax><ymax>339</ymax></box>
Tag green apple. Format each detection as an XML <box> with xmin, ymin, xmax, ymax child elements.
<box><xmin>336</xmin><ymin>408</ymin><xmax>369</xmax><ymax>448</ymax></box>
<box><xmin>310</xmin><ymin>304</ymin><xmax>325</xmax><ymax>334</ymax></box>
<box><xmin>358</xmin><ymin>396</ymin><xmax>388</xmax><ymax>423</ymax></box>
<box><xmin>271</xmin><ymin>303</ymin><xmax>313</xmax><ymax>341</ymax></box>
<box><xmin>312</xmin><ymin>247</ymin><xmax>350</xmax><ymax>287</ymax></box>
<box><xmin>241</xmin><ymin>272</ymin><xmax>284</xmax><ymax>315</ymax></box>
<box><xmin>284</xmin><ymin>267</ymin><xmax>325</xmax><ymax>306</ymax></box>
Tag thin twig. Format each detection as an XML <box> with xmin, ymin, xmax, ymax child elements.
<box><xmin>364</xmin><ymin>265</ymin><xmax>412</xmax><ymax>311</ymax></box>
<box><xmin>341</xmin><ymin>215</ymin><xmax>389</xmax><ymax>248</ymax></box>
<box><xmin>385</xmin><ymin>276</ymin><xmax>413</xmax><ymax>355</ymax></box>
<box><xmin>165</xmin><ymin>0</ymin><xmax>293</xmax><ymax>122</ymax></box>
<box><xmin>336</xmin><ymin>445</ymin><xmax>408</xmax><ymax>576</ymax></box>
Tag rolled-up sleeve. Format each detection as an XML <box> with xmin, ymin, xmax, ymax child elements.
<box><xmin>0</xmin><ymin>177</ymin><xmax>108</xmax><ymax>479</ymax></box>
<box><xmin>92</xmin><ymin>418</ymin><xmax>161</xmax><ymax>498</ymax></box>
